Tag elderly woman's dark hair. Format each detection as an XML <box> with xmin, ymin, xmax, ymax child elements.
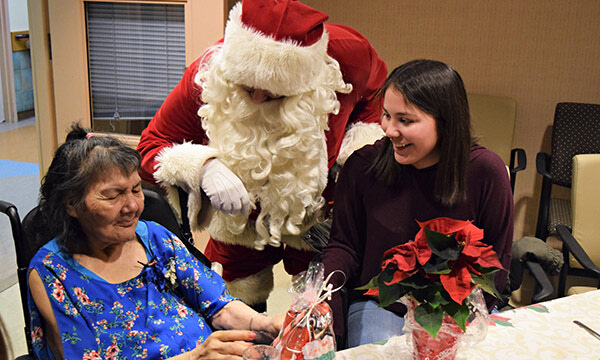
<box><xmin>37</xmin><ymin>123</ymin><xmax>141</xmax><ymax>253</ymax></box>
<box><xmin>369</xmin><ymin>59</ymin><xmax>472</xmax><ymax>207</ymax></box>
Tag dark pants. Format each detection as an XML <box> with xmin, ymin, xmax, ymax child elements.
<box><xmin>204</xmin><ymin>237</ymin><xmax>317</xmax><ymax>282</ymax></box>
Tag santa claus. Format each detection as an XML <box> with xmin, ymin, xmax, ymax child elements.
<box><xmin>137</xmin><ymin>0</ymin><xmax>387</xmax><ymax>307</ymax></box>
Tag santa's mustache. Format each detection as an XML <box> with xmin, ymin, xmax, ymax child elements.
<box><xmin>227</xmin><ymin>89</ymin><xmax>295</xmax><ymax>126</ymax></box>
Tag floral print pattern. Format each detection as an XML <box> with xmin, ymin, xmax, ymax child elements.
<box><xmin>28</xmin><ymin>220</ymin><xmax>235</xmax><ymax>359</ymax></box>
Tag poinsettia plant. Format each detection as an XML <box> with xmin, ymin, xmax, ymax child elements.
<box><xmin>357</xmin><ymin>217</ymin><xmax>504</xmax><ymax>338</ymax></box>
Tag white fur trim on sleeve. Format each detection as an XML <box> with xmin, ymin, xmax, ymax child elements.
<box><xmin>336</xmin><ymin>122</ymin><xmax>385</xmax><ymax>166</ymax></box>
<box><xmin>153</xmin><ymin>142</ymin><xmax>220</xmax><ymax>231</ymax></box>
<box><xmin>226</xmin><ymin>266</ymin><xmax>274</xmax><ymax>305</ymax></box>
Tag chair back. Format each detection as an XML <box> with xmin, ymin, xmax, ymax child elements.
<box><xmin>468</xmin><ymin>93</ymin><xmax>517</xmax><ymax>165</ymax></box>
<box><xmin>0</xmin><ymin>201</ymin><xmax>35</xmax><ymax>355</ymax></box>
<box><xmin>569</xmin><ymin>154</ymin><xmax>600</xmax><ymax>269</ymax></box>
<box><xmin>141</xmin><ymin>189</ymin><xmax>187</xmax><ymax>241</ymax></box>
<box><xmin>468</xmin><ymin>93</ymin><xmax>527</xmax><ymax>192</ymax></box>
<box><xmin>535</xmin><ymin>102</ymin><xmax>600</xmax><ymax>239</ymax></box>
<box><xmin>550</xmin><ymin>103</ymin><xmax>600</xmax><ymax>188</ymax></box>
<box><xmin>140</xmin><ymin>189</ymin><xmax>211</xmax><ymax>268</ymax></box>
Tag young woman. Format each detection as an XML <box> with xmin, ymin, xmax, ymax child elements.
<box><xmin>321</xmin><ymin>59</ymin><xmax>513</xmax><ymax>348</ymax></box>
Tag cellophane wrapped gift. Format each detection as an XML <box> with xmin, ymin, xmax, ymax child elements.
<box><xmin>272</xmin><ymin>261</ymin><xmax>336</xmax><ymax>360</ymax></box>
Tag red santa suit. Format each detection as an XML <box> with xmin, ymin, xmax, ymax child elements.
<box><xmin>137</xmin><ymin>0</ymin><xmax>387</xmax><ymax>304</ymax></box>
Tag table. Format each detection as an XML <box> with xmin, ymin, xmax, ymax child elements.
<box><xmin>336</xmin><ymin>290</ymin><xmax>600</xmax><ymax>359</ymax></box>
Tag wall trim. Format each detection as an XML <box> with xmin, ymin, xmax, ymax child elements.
<box><xmin>0</xmin><ymin>0</ymin><xmax>18</xmax><ymax>123</ymax></box>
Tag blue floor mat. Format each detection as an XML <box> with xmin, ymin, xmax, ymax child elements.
<box><xmin>0</xmin><ymin>159</ymin><xmax>39</xmax><ymax>178</ymax></box>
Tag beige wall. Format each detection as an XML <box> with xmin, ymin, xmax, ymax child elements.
<box><xmin>34</xmin><ymin>1</ymin><xmax>600</xmax><ymax>239</ymax></box>
<box><xmin>303</xmin><ymin>0</ymin><xmax>600</xmax><ymax>240</ymax></box>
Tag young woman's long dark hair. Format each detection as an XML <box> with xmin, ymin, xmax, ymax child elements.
<box><xmin>368</xmin><ymin>59</ymin><xmax>472</xmax><ymax>207</ymax></box>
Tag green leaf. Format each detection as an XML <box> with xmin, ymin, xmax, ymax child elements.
<box><xmin>472</xmin><ymin>264</ymin><xmax>499</xmax><ymax>274</ymax></box>
<box><xmin>356</xmin><ymin>270</ymin><xmax>409</xmax><ymax>307</ymax></box>
<box><xmin>425</xmin><ymin>228</ymin><xmax>462</xmax><ymax>261</ymax></box>
<box><xmin>491</xmin><ymin>318</ymin><xmax>514</xmax><ymax>327</ymax></box>
<box><xmin>379</xmin><ymin>282</ymin><xmax>405</xmax><ymax>307</ymax></box>
<box><xmin>414</xmin><ymin>303</ymin><xmax>444</xmax><ymax>338</ymax></box>
<box><xmin>443</xmin><ymin>302</ymin><xmax>469</xmax><ymax>331</ymax></box>
<box><xmin>471</xmin><ymin>272</ymin><xmax>501</xmax><ymax>298</ymax></box>
<box><xmin>372</xmin><ymin>339</ymin><xmax>390</xmax><ymax>345</ymax></box>
<box><xmin>409</xmin><ymin>282</ymin><xmax>444</xmax><ymax>305</ymax></box>
<box><xmin>399</xmin><ymin>273</ymin><xmax>431</xmax><ymax>290</ymax></box>
<box><xmin>423</xmin><ymin>256</ymin><xmax>452</xmax><ymax>274</ymax></box>
<box><xmin>356</xmin><ymin>272</ymin><xmax>381</xmax><ymax>291</ymax></box>
<box><xmin>526</xmin><ymin>304</ymin><xmax>549</xmax><ymax>313</ymax></box>
<box><xmin>374</xmin><ymin>269</ymin><xmax>406</xmax><ymax>307</ymax></box>
<box><xmin>426</xmin><ymin>288</ymin><xmax>452</xmax><ymax>309</ymax></box>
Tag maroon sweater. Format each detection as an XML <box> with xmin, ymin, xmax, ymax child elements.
<box><xmin>321</xmin><ymin>140</ymin><xmax>514</xmax><ymax>336</ymax></box>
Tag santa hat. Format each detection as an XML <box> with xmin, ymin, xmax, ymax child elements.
<box><xmin>220</xmin><ymin>0</ymin><xmax>331</xmax><ymax>96</ymax></box>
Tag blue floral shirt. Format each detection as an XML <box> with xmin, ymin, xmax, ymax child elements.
<box><xmin>27</xmin><ymin>220</ymin><xmax>236</xmax><ymax>360</ymax></box>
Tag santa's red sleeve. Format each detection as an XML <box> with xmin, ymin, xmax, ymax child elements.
<box><xmin>323</xmin><ymin>24</ymin><xmax>388</xmax><ymax>167</ymax></box>
<box><xmin>137</xmin><ymin>56</ymin><xmax>219</xmax><ymax>231</ymax></box>
<box><xmin>137</xmin><ymin>57</ymin><xmax>210</xmax><ymax>185</ymax></box>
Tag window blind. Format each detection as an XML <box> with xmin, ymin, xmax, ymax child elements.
<box><xmin>85</xmin><ymin>2</ymin><xmax>185</xmax><ymax>134</ymax></box>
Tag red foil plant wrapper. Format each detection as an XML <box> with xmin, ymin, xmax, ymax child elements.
<box><xmin>401</xmin><ymin>287</ymin><xmax>490</xmax><ymax>360</ymax></box>
<box><xmin>272</xmin><ymin>261</ymin><xmax>341</xmax><ymax>360</ymax></box>
<box><xmin>358</xmin><ymin>217</ymin><xmax>504</xmax><ymax>339</ymax></box>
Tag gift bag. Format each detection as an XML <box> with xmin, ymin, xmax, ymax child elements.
<box><xmin>272</xmin><ymin>261</ymin><xmax>341</xmax><ymax>360</ymax></box>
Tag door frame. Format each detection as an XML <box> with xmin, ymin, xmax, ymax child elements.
<box><xmin>0</xmin><ymin>0</ymin><xmax>18</xmax><ymax>124</ymax></box>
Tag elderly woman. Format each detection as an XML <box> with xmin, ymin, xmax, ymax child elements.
<box><xmin>27</xmin><ymin>124</ymin><xmax>282</xmax><ymax>359</ymax></box>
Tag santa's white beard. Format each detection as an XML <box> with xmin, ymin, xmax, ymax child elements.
<box><xmin>199</xmin><ymin>86</ymin><xmax>334</xmax><ymax>249</ymax></box>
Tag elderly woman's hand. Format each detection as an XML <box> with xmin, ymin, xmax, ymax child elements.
<box><xmin>248</xmin><ymin>313</ymin><xmax>285</xmax><ymax>344</ymax></box>
<box><xmin>188</xmin><ymin>330</ymin><xmax>256</xmax><ymax>359</ymax></box>
<box><xmin>266</xmin><ymin>313</ymin><xmax>285</xmax><ymax>336</ymax></box>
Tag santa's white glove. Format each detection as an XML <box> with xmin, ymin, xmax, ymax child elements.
<box><xmin>201</xmin><ymin>159</ymin><xmax>250</xmax><ymax>214</ymax></box>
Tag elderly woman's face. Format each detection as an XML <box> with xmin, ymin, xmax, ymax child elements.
<box><xmin>68</xmin><ymin>169</ymin><xmax>144</xmax><ymax>247</ymax></box>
